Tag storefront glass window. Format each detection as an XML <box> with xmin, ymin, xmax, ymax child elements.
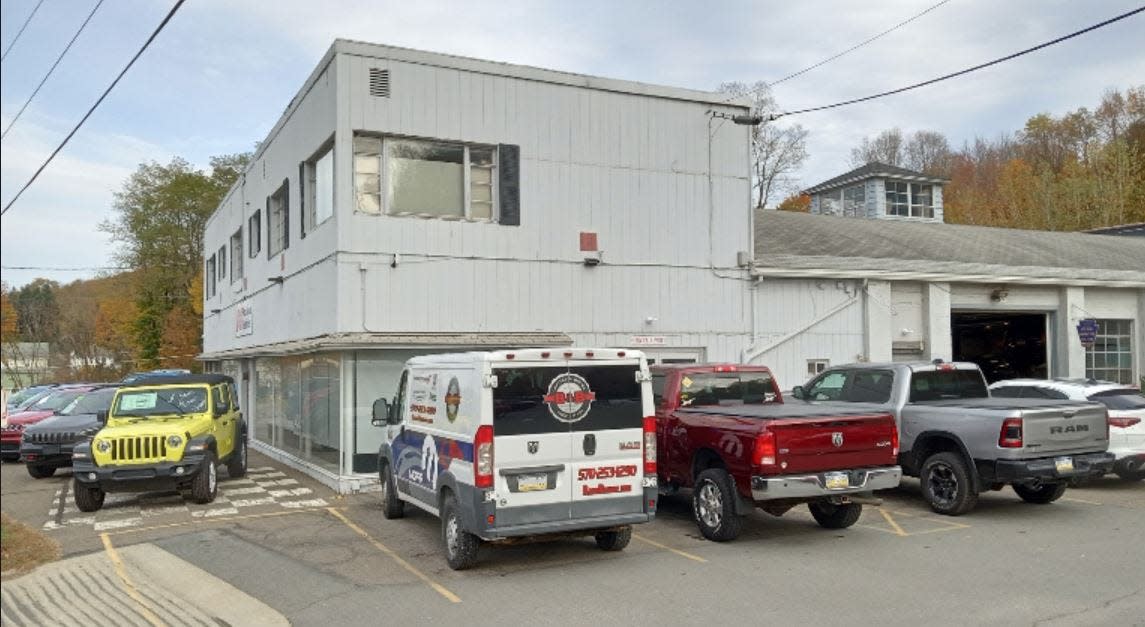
<box><xmin>254</xmin><ymin>353</ymin><xmax>341</xmax><ymax>472</ymax></box>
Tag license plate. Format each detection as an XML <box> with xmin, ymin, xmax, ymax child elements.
<box><xmin>824</xmin><ymin>472</ymin><xmax>850</xmax><ymax>490</ymax></box>
<box><xmin>1054</xmin><ymin>456</ymin><xmax>1074</xmax><ymax>474</ymax></box>
<box><xmin>41</xmin><ymin>445</ymin><xmax>59</xmax><ymax>455</ymax></box>
<box><xmin>517</xmin><ymin>474</ymin><xmax>547</xmax><ymax>492</ymax></box>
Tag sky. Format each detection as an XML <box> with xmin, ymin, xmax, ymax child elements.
<box><xmin>1</xmin><ymin>0</ymin><xmax>1143</xmax><ymax>288</ymax></box>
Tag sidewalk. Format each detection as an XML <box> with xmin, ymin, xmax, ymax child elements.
<box><xmin>1</xmin><ymin>539</ymin><xmax>288</xmax><ymax>626</ymax></box>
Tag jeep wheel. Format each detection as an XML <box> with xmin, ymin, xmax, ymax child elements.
<box><xmin>920</xmin><ymin>452</ymin><xmax>978</xmax><ymax>516</ymax></box>
<box><xmin>73</xmin><ymin>479</ymin><xmax>105</xmax><ymax>512</ymax></box>
<box><xmin>26</xmin><ymin>464</ymin><xmax>56</xmax><ymax>479</ymax></box>
<box><xmin>1013</xmin><ymin>482</ymin><xmax>1067</xmax><ymax>504</ymax></box>
<box><xmin>190</xmin><ymin>452</ymin><xmax>219</xmax><ymax>504</ymax></box>
<box><xmin>380</xmin><ymin>461</ymin><xmax>404</xmax><ymax>519</ymax></box>
<box><xmin>594</xmin><ymin>525</ymin><xmax>633</xmax><ymax>551</ymax></box>
<box><xmin>808</xmin><ymin>501</ymin><xmax>863</xmax><ymax>529</ymax></box>
<box><xmin>692</xmin><ymin>468</ymin><xmax>744</xmax><ymax>542</ymax></box>
<box><xmin>441</xmin><ymin>492</ymin><xmax>479</xmax><ymax>570</ymax></box>
<box><xmin>226</xmin><ymin>436</ymin><xmax>248</xmax><ymax>479</ymax></box>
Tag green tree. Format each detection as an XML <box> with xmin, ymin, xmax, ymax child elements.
<box><xmin>100</xmin><ymin>153</ymin><xmax>250</xmax><ymax>366</ymax></box>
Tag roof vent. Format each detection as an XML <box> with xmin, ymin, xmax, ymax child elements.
<box><xmin>369</xmin><ymin>68</ymin><xmax>390</xmax><ymax>97</ymax></box>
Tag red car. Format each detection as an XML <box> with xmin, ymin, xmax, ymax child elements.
<box><xmin>1</xmin><ymin>385</ymin><xmax>97</xmax><ymax>462</ymax></box>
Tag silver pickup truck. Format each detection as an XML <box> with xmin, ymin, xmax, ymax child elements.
<box><xmin>791</xmin><ymin>361</ymin><xmax>1114</xmax><ymax>515</ymax></box>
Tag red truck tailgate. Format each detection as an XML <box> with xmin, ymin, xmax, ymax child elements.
<box><xmin>770</xmin><ymin>413</ymin><xmax>897</xmax><ymax>474</ymax></box>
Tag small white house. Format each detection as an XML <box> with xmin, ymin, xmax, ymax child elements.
<box><xmin>805</xmin><ymin>162</ymin><xmax>948</xmax><ymax>223</ymax></box>
<box><xmin>200</xmin><ymin>40</ymin><xmax>756</xmax><ymax>491</ymax></box>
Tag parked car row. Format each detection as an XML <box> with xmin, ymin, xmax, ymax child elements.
<box><xmin>367</xmin><ymin>350</ymin><xmax>1135</xmax><ymax>570</ymax></box>
<box><xmin>4</xmin><ymin>353</ymin><xmax>1138</xmax><ymax>573</ymax></box>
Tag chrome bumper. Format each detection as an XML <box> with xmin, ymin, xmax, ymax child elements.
<box><xmin>751</xmin><ymin>466</ymin><xmax>903</xmax><ymax>501</ymax></box>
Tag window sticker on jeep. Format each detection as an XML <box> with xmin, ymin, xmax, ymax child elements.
<box><xmin>120</xmin><ymin>392</ymin><xmax>158</xmax><ymax>411</ymax></box>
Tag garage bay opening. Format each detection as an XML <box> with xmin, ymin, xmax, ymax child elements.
<box><xmin>951</xmin><ymin>312</ymin><xmax>1049</xmax><ymax>383</ymax></box>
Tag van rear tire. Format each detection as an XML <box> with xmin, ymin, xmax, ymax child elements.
<box><xmin>441</xmin><ymin>493</ymin><xmax>479</xmax><ymax>570</ymax></box>
<box><xmin>594</xmin><ymin>526</ymin><xmax>632</xmax><ymax>551</ymax></box>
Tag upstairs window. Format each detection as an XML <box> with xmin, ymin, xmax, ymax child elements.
<box><xmin>248</xmin><ymin>210</ymin><xmax>262</xmax><ymax>258</ymax></box>
<box><xmin>268</xmin><ymin>180</ymin><xmax>290</xmax><ymax>258</ymax></box>
<box><xmin>353</xmin><ymin>135</ymin><xmax>517</xmax><ymax>223</ymax></box>
<box><xmin>205</xmin><ymin>255</ymin><xmax>217</xmax><ymax>299</ymax></box>
<box><xmin>886</xmin><ymin>180</ymin><xmax>934</xmax><ymax>218</ymax></box>
<box><xmin>230</xmin><ymin>228</ymin><xmax>243</xmax><ymax>283</ymax></box>
<box><xmin>217</xmin><ymin>245</ymin><xmax>226</xmax><ymax>281</ymax></box>
<box><xmin>842</xmin><ymin>185</ymin><xmax>865</xmax><ymax>216</ymax></box>
<box><xmin>302</xmin><ymin>144</ymin><xmax>334</xmax><ymax>236</ymax></box>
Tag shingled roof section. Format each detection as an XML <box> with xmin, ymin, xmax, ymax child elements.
<box><xmin>802</xmin><ymin>161</ymin><xmax>948</xmax><ymax>195</ymax></box>
<box><xmin>753</xmin><ymin>210</ymin><xmax>1145</xmax><ymax>286</ymax></box>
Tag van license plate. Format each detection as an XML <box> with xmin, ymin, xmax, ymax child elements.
<box><xmin>824</xmin><ymin>472</ymin><xmax>850</xmax><ymax>490</ymax></box>
<box><xmin>517</xmin><ymin>474</ymin><xmax>547</xmax><ymax>492</ymax></box>
<box><xmin>1054</xmin><ymin>456</ymin><xmax>1074</xmax><ymax>474</ymax></box>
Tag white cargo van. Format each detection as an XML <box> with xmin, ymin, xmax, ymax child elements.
<box><xmin>371</xmin><ymin>349</ymin><xmax>658</xmax><ymax>569</ymax></box>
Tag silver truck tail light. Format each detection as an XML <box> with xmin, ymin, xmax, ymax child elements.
<box><xmin>474</xmin><ymin>425</ymin><xmax>494</xmax><ymax>488</ymax></box>
<box><xmin>643</xmin><ymin>416</ymin><xmax>657</xmax><ymax>475</ymax></box>
<box><xmin>998</xmin><ymin>417</ymin><xmax>1023</xmax><ymax>448</ymax></box>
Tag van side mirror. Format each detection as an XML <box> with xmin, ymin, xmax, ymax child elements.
<box><xmin>791</xmin><ymin>385</ymin><xmax>805</xmax><ymax>400</ymax></box>
<box><xmin>95</xmin><ymin>410</ymin><xmax>109</xmax><ymax>424</ymax></box>
<box><xmin>371</xmin><ymin>398</ymin><xmax>391</xmax><ymax>427</ymax></box>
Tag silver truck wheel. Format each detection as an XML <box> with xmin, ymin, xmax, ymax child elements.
<box><xmin>920</xmin><ymin>452</ymin><xmax>978</xmax><ymax>516</ymax></box>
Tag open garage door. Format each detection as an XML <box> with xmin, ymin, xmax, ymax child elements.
<box><xmin>951</xmin><ymin>312</ymin><xmax>1049</xmax><ymax>383</ymax></box>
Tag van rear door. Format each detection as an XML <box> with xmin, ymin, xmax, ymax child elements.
<box><xmin>493</xmin><ymin>362</ymin><xmax>647</xmax><ymax>526</ymax></box>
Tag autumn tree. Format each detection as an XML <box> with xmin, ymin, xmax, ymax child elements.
<box><xmin>719</xmin><ymin>82</ymin><xmax>809</xmax><ymax>208</ymax></box>
<box><xmin>776</xmin><ymin>193</ymin><xmax>811</xmax><ymax>212</ymax></box>
<box><xmin>100</xmin><ymin>153</ymin><xmax>249</xmax><ymax>368</ymax></box>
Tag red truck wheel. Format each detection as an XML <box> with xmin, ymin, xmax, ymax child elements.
<box><xmin>692</xmin><ymin>469</ymin><xmax>744</xmax><ymax>542</ymax></box>
<box><xmin>808</xmin><ymin>501</ymin><xmax>862</xmax><ymax>529</ymax></box>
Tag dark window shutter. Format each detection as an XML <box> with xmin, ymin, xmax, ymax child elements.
<box><xmin>299</xmin><ymin>163</ymin><xmax>307</xmax><ymax>238</ymax></box>
<box><xmin>282</xmin><ymin>178</ymin><xmax>290</xmax><ymax>251</ymax></box>
<box><xmin>266</xmin><ymin>196</ymin><xmax>272</xmax><ymax>260</ymax></box>
<box><xmin>498</xmin><ymin>144</ymin><xmax>520</xmax><ymax>226</ymax></box>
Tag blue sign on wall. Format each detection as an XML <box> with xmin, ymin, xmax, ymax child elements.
<box><xmin>1076</xmin><ymin>319</ymin><xmax>1098</xmax><ymax>347</ymax></box>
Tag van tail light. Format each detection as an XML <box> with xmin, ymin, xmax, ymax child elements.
<box><xmin>998</xmin><ymin>417</ymin><xmax>1023</xmax><ymax>448</ymax></box>
<box><xmin>475</xmin><ymin>425</ymin><xmax>494</xmax><ymax>488</ymax></box>
<box><xmin>754</xmin><ymin>431</ymin><xmax>777</xmax><ymax>469</ymax></box>
<box><xmin>643</xmin><ymin>416</ymin><xmax>657</xmax><ymax>475</ymax></box>
<box><xmin>1108</xmin><ymin>416</ymin><xmax>1142</xmax><ymax>429</ymax></box>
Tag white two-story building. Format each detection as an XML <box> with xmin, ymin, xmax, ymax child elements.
<box><xmin>200</xmin><ymin>40</ymin><xmax>756</xmax><ymax>490</ymax></box>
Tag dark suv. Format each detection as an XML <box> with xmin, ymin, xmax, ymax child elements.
<box><xmin>20</xmin><ymin>385</ymin><xmax>119</xmax><ymax>479</ymax></box>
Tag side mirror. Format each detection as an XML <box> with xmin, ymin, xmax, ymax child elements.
<box><xmin>95</xmin><ymin>410</ymin><xmax>109</xmax><ymax>424</ymax></box>
<box><xmin>371</xmin><ymin>398</ymin><xmax>391</xmax><ymax>427</ymax></box>
<box><xmin>791</xmin><ymin>386</ymin><xmax>805</xmax><ymax>400</ymax></box>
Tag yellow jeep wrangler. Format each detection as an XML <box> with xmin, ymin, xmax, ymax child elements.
<box><xmin>71</xmin><ymin>373</ymin><xmax>247</xmax><ymax>512</ymax></box>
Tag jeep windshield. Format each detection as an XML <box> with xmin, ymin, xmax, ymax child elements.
<box><xmin>113</xmin><ymin>387</ymin><xmax>207</xmax><ymax>418</ymax></box>
<box><xmin>677</xmin><ymin>372</ymin><xmax>779</xmax><ymax>407</ymax></box>
<box><xmin>60</xmin><ymin>388</ymin><xmax>118</xmax><ymax>416</ymax></box>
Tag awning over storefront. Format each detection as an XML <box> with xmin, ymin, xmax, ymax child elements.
<box><xmin>197</xmin><ymin>331</ymin><xmax>574</xmax><ymax>361</ymax></box>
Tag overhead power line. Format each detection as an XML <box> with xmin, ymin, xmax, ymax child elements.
<box><xmin>768</xmin><ymin>0</ymin><xmax>952</xmax><ymax>87</ymax></box>
<box><xmin>771</xmin><ymin>6</ymin><xmax>1145</xmax><ymax>120</ymax></box>
<box><xmin>2</xmin><ymin>0</ymin><xmax>106</xmax><ymax>141</ymax></box>
<box><xmin>2</xmin><ymin>265</ymin><xmax>127</xmax><ymax>271</ymax></box>
<box><xmin>0</xmin><ymin>0</ymin><xmax>46</xmax><ymax>63</ymax></box>
<box><xmin>0</xmin><ymin>0</ymin><xmax>186</xmax><ymax>218</ymax></box>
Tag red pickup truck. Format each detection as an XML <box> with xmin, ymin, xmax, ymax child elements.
<box><xmin>651</xmin><ymin>364</ymin><xmax>902</xmax><ymax>541</ymax></box>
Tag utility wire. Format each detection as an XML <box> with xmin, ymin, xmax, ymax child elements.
<box><xmin>0</xmin><ymin>0</ymin><xmax>186</xmax><ymax>218</ymax></box>
<box><xmin>0</xmin><ymin>0</ymin><xmax>46</xmax><ymax>63</ymax></box>
<box><xmin>769</xmin><ymin>0</ymin><xmax>952</xmax><ymax>87</ymax></box>
<box><xmin>2</xmin><ymin>265</ymin><xmax>127</xmax><ymax>271</ymax></box>
<box><xmin>772</xmin><ymin>6</ymin><xmax>1145</xmax><ymax>120</ymax></box>
<box><xmin>1</xmin><ymin>0</ymin><xmax>105</xmax><ymax>141</ymax></box>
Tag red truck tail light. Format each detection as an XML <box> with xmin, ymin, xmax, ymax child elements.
<box><xmin>475</xmin><ymin>425</ymin><xmax>494</xmax><ymax>488</ymax></box>
<box><xmin>998</xmin><ymin>417</ymin><xmax>1023</xmax><ymax>448</ymax></box>
<box><xmin>1108</xmin><ymin>416</ymin><xmax>1142</xmax><ymax>429</ymax></box>
<box><xmin>754</xmin><ymin>431</ymin><xmax>777</xmax><ymax>468</ymax></box>
<box><xmin>891</xmin><ymin>425</ymin><xmax>900</xmax><ymax>458</ymax></box>
<box><xmin>643</xmin><ymin>416</ymin><xmax>657</xmax><ymax>475</ymax></box>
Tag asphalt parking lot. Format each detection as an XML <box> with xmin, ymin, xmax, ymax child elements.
<box><xmin>2</xmin><ymin>455</ymin><xmax>1142</xmax><ymax>626</ymax></box>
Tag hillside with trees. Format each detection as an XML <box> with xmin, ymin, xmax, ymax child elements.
<box><xmin>847</xmin><ymin>86</ymin><xmax>1145</xmax><ymax>230</ymax></box>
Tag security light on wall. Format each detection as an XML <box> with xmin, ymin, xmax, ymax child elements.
<box><xmin>268</xmin><ymin>275</ymin><xmax>285</xmax><ymax>284</ymax></box>
<box><xmin>989</xmin><ymin>288</ymin><xmax>1009</xmax><ymax>303</ymax></box>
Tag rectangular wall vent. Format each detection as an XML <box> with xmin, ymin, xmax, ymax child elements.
<box><xmin>369</xmin><ymin>68</ymin><xmax>390</xmax><ymax>97</ymax></box>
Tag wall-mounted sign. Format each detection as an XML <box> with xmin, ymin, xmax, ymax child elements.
<box><xmin>1076</xmin><ymin>318</ymin><xmax>1098</xmax><ymax>348</ymax></box>
<box><xmin>235</xmin><ymin>303</ymin><xmax>254</xmax><ymax>337</ymax></box>
<box><xmin>630</xmin><ymin>336</ymin><xmax>666</xmax><ymax>346</ymax></box>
